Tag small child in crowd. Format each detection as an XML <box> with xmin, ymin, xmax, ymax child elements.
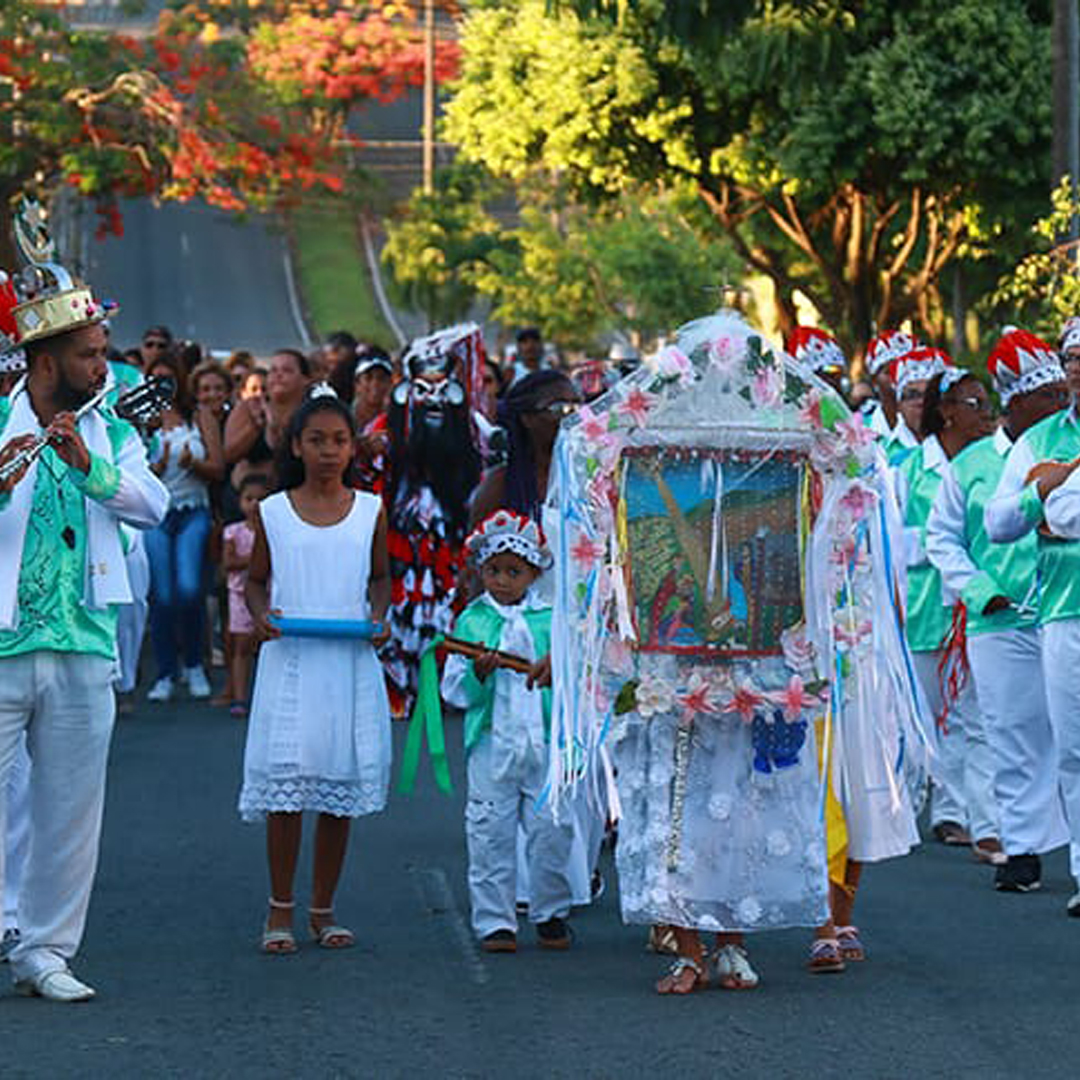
<box><xmin>240</xmin><ymin>388</ymin><xmax>391</xmax><ymax>955</ymax></box>
<box><xmin>441</xmin><ymin>510</ymin><xmax>575</xmax><ymax>953</ymax></box>
<box><xmin>222</xmin><ymin>473</ymin><xmax>269</xmax><ymax>718</ymax></box>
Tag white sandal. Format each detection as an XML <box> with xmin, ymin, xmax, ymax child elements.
<box><xmin>309</xmin><ymin>906</ymin><xmax>355</xmax><ymax>949</ymax></box>
<box><xmin>713</xmin><ymin>943</ymin><xmax>759</xmax><ymax>989</ymax></box>
<box><xmin>656</xmin><ymin>955</ymin><xmax>708</xmax><ymax>995</ymax></box>
<box><xmin>262</xmin><ymin>898</ymin><xmax>297</xmax><ymax>955</ymax></box>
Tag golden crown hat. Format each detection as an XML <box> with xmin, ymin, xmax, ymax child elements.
<box><xmin>9</xmin><ymin>197</ymin><xmax>110</xmax><ymax>347</ymax></box>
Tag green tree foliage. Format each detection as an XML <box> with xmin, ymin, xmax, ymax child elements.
<box><xmin>986</xmin><ymin>178</ymin><xmax>1080</xmax><ymax>341</ymax></box>
<box><xmin>383</xmin><ymin>162</ymin><xmax>737</xmax><ymax>346</ymax></box>
<box><xmin>474</xmin><ymin>190</ymin><xmax>739</xmax><ymax>347</ymax></box>
<box><xmin>445</xmin><ymin>0</ymin><xmax>1053</xmax><ymax>355</ymax></box>
<box><xmin>382</xmin><ymin>162</ymin><xmax>508</xmax><ymax>329</ymax></box>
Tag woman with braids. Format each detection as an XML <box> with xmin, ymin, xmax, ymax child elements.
<box><xmin>470</xmin><ymin>369</ymin><xmax>580</xmax><ymax>527</ymax></box>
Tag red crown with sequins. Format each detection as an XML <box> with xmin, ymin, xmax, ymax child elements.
<box><xmin>785</xmin><ymin>326</ymin><xmax>846</xmax><ymax>375</ymax></box>
<box><xmin>889</xmin><ymin>346</ymin><xmax>952</xmax><ymax>397</ymax></box>
<box><xmin>866</xmin><ymin>329</ymin><xmax>919</xmax><ymax>377</ymax></box>
<box><xmin>987</xmin><ymin>328</ymin><xmax>1065</xmax><ymax>406</ymax></box>
<box><xmin>466</xmin><ymin>509</ymin><xmax>552</xmax><ymax>571</ymax></box>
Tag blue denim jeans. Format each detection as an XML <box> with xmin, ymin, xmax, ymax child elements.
<box><xmin>145</xmin><ymin>505</ymin><xmax>212</xmax><ymax>678</ymax></box>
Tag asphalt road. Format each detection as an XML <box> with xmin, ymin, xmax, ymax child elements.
<box><xmin>3</xmin><ymin>689</ymin><xmax>1079</xmax><ymax>1079</ymax></box>
<box><xmin>84</xmin><ymin>198</ymin><xmax>310</xmax><ymax>357</ymax></box>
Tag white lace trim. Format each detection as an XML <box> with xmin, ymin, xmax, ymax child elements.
<box><xmin>239</xmin><ymin>775</ymin><xmax>388</xmax><ymax>822</ymax></box>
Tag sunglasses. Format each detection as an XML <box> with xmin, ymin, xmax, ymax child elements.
<box><xmin>532</xmin><ymin>400</ymin><xmax>578</xmax><ymax>418</ymax></box>
<box><xmin>143</xmin><ymin>339</ymin><xmax>168</xmax><ymax>349</ymax></box>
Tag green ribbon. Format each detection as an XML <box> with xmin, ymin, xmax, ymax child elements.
<box><xmin>397</xmin><ymin>634</ymin><xmax>453</xmax><ymax>796</ymax></box>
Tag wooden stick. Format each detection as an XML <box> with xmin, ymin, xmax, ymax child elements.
<box><xmin>442</xmin><ymin>635</ymin><xmax>534</xmax><ymax>675</ymax></box>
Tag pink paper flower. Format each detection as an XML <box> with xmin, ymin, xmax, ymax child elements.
<box><xmin>840</xmin><ymin>482</ymin><xmax>877</xmax><ymax>520</ymax></box>
<box><xmin>798</xmin><ymin>389</ymin><xmax>824</xmax><ymax>429</ymax></box>
<box><xmin>577</xmin><ymin>404</ymin><xmax>610</xmax><ymax>443</ymax></box>
<box><xmin>708</xmin><ymin>335</ymin><xmax>738</xmax><ymax>378</ymax></box>
<box><xmin>751</xmin><ymin>365</ymin><xmax>784</xmax><ymax>409</ymax></box>
<box><xmin>677</xmin><ymin>672</ymin><xmax>715</xmax><ymax>722</ymax></box>
<box><xmin>720</xmin><ymin>683</ymin><xmax>766</xmax><ymax>723</ymax></box>
<box><xmin>618</xmin><ymin>387</ymin><xmax>656</xmax><ymax>428</ymax></box>
<box><xmin>570</xmin><ymin>531</ymin><xmax>605</xmax><ymax>569</ymax></box>
<box><xmin>834</xmin><ymin>614</ymin><xmax>873</xmax><ymax>650</ymax></box>
<box><xmin>835</xmin><ymin>412</ymin><xmax>877</xmax><ymax>452</ymax></box>
<box><xmin>656</xmin><ymin>345</ymin><xmax>694</xmax><ymax>385</ymax></box>
<box><xmin>767</xmin><ymin>676</ymin><xmax>822</xmax><ymax>721</ymax></box>
<box><xmin>781</xmin><ymin>626</ymin><xmax>816</xmax><ymax>675</ymax></box>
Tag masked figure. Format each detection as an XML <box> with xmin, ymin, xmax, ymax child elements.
<box><xmin>382</xmin><ymin>325</ymin><xmax>485</xmax><ymax>716</ymax></box>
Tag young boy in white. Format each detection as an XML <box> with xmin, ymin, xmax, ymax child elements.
<box><xmin>441</xmin><ymin>510</ymin><xmax>575</xmax><ymax>952</ymax></box>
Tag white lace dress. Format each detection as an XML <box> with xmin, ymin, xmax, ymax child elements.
<box><xmin>239</xmin><ymin>490</ymin><xmax>391</xmax><ymax>821</ymax></box>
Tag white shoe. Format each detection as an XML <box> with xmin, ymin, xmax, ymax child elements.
<box><xmin>147</xmin><ymin>676</ymin><xmax>174</xmax><ymax>703</ymax></box>
<box><xmin>184</xmin><ymin>666</ymin><xmax>211</xmax><ymax>699</ymax></box>
<box><xmin>15</xmin><ymin>968</ymin><xmax>96</xmax><ymax>1002</ymax></box>
<box><xmin>712</xmin><ymin>944</ymin><xmax>760</xmax><ymax>989</ymax></box>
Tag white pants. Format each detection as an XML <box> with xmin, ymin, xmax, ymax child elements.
<box><xmin>516</xmin><ymin>788</ymin><xmax>606</xmax><ymax>907</ymax></box>
<box><xmin>912</xmin><ymin>648</ymin><xmax>999</xmax><ymax>841</ymax></box>
<box><xmin>968</xmin><ymin>629</ymin><xmax>1068</xmax><ymax>857</ymax></box>
<box><xmin>466</xmin><ymin>736</ymin><xmax>574</xmax><ymax>938</ymax></box>
<box><xmin>0</xmin><ymin>653</ymin><xmax>116</xmax><ymax>981</ymax></box>
<box><xmin>3</xmin><ymin>734</ymin><xmax>31</xmax><ymax>933</ymax></box>
<box><xmin>115</xmin><ymin>534</ymin><xmax>150</xmax><ymax>694</ymax></box>
<box><xmin>1040</xmin><ymin>621</ymin><xmax>1080</xmax><ymax>880</ymax></box>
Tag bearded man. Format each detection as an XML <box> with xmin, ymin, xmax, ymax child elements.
<box><xmin>381</xmin><ymin>326</ymin><xmax>485</xmax><ymax>717</ymax></box>
<box><xmin>0</xmin><ymin>218</ymin><xmax>168</xmax><ymax>1001</ymax></box>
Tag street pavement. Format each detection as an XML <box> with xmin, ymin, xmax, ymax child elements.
<box><xmin>4</xmin><ymin>690</ymin><xmax>1080</xmax><ymax>1079</ymax></box>
<box><xmin>84</xmin><ymin>198</ymin><xmax>310</xmax><ymax>357</ymax></box>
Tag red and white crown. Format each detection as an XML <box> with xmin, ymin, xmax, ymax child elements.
<box><xmin>466</xmin><ymin>508</ymin><xmax>552</xmax><ymax>571</ymax></box>
<box><xmin>988</xmin><ymin>328</ymin><xmax>1065</xmax><ymax>406</ymax></box>
<box><xmin>785</xmin><ymin>326</ymin><xmax>846</xmax><ymax>375</ymax></box>
<box><xmin>1059</xmin><ymin>316</ymin><xmax>1080</xmax><ymax>355</ymax></box>
<box><xmin>890</xmin><ymin>346</ymin><xmax>951</xmax><ymax>396</ymax></box>
<box><xmin>866</xmin><ymin>329</ymin><xmax>918</xmax><ymax>377</ymax></box>
<box><xmin>0</xmin><ymin>270</ymin><xmax>26</xmax><ymax>375</ymax></box>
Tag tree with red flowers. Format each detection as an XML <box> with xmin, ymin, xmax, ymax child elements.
<box><xmin>0</xmin><ymin>0</ymin><xmax>457</xmax><ymax>261</ymax></box>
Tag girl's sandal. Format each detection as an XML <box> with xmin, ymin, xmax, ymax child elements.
<box><xmin>836</xmin><ymin>925</ymin><xmax>865</xmax><ymax>962</ymax></box>
<box><xmin>262</xmin><ymin>898</ymin><xmax>297</xmax><ymax>955</ymax></box>
<box><xmin>655</xmin><ymin>955</ymin><xmax>708</xmax><ymax>995</ymax></box>
<box><xmin>309</xmin><ymin>906</ymin><xmax>355</xmax><ymax>950</ymax></box>
<box><xmin>807</xmin><ymin>937</ymin><xmax>846</xmax><ymax>973</ymax></box>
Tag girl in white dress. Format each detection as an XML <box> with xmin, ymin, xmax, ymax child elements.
<box><xmin>240</xmin><ymin>389</ymin><xmax>391</xmax><ymax>954</ymax></box>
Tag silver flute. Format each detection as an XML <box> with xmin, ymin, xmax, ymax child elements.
<box><xmin>0</xmin><ymin>381</ymin><xmax>112</xmax><ymax>486</ymax></box>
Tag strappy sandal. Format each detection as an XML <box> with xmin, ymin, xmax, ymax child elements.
<box><xmin>713</xmin><ymin>943</ymin><xmax>760</xmax><ymax>989</ymax></box>
<box><xmin>262</xmin><ymin>898</ymin><xmax>297</xmax><ymax>955</ymax></box>
<box><xmin>309</xmin><ymin>906</ymin><xmax>355</xmax><ymax>949</ymax></box>
<box><xmin>807</xmin><ymin>937</ymin><xmax>845</xmax><ymax>973</ymax></box>
<box><xmin>646</xmin><ymin>924</ymin><xmax>679</xmax><ymax>956</ymax></box>
<box><xmin>836</xmin><ymin>925</ymin><xmax>865</xmax><ymax>962</ymax></box>
<box><xmin>656</xmin><ymin>955</ymin><xmax>709</xmax><ymax>995</ymax></box>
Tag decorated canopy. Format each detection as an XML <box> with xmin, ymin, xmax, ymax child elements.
<box><xmin>546</xmin><ymin>310</ymin><xmax>931</xmax><ymax>931</ymax></box>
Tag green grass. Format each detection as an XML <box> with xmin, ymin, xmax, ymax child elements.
<box><xmin>289</xmin><ymin>199</ymin><xmax>395</xmax><ymax>350</ymax></box>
